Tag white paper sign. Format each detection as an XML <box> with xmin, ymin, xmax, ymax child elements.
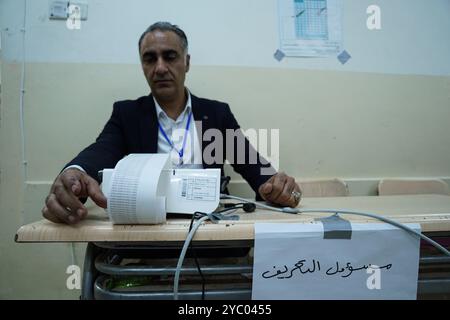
<box><xmin>252</xmin><ymin>222</ymin><xmax>421</xmax><ymax>300</ymax></box>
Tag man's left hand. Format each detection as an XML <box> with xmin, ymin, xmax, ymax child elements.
<box><xmin>258</xmin><ymin>172</ymin><xmax>301</xmax><ymax>207</ymax></box>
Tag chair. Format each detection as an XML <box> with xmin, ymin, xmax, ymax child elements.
<box><xmin>377</xmin><ymin>178</ymin><xmax>450</xmax><ymax>196</ymax></box>
<box><xmin>298</xmin><ymin>178</ymin><xmax>349</xmax><ymax>197</ymax></box>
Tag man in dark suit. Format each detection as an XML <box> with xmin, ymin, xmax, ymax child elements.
<box><xmin>42</xmin><ymin>22</ymin><xmax>301</xmax><ymax>224</ymax></box>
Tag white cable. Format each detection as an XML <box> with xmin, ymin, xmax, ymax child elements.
<box><xmin>70</xmin><ymin>243</ymin><xmax>77</xmax><ymax>267</ymax></box>
<box><xmin>19</xmin><ymin>0</ymin><xmax>28</xmax><ymax>226</ymax></box>
<box><xmin>173</xmin><ymin>215</ymin><xmax>209</xmax><ymax>300</ymax></box>
<box><xmin>220</xmin><ymin>194</ymin><xmax>450</xmax><ymax>256</ymax></box>
<box><xmin>300</xmin><ymin>208</ymin><xmax>450</xmax><ymax>257</ymax></box>
<box><xmin>19</xmin><ymin>0</ymin><xmax>27</xmax><ymax>178</ymax></box>
<box><xmin>221</xmin><ymin>194</ymin><xmax>287</xmax><ymax>212</ymax></box>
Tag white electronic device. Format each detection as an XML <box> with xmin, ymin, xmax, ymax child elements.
<box><xmin>101</xmin><ymin>154</ymin><xmax>220</xmax><ymax>224</ymax></box>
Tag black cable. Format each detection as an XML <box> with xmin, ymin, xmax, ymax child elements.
<box><xmin>222</xmin><ymin>202</ymin><xmax>256</xmax><ymax>213</ymax></box>
<box><xmin>188</xmin><ymin>213</ymin><xmax>206</xmax><ymax>300</ymax></box>
<box><xmin>187</xmin><ymin>206</ymin><xmax>246</xmax><ymax>300</ymax></box>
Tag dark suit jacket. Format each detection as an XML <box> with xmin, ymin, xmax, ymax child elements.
<box><xmin>66</xmin><ymin>93</ymin><xmax>274</xmax><ymax>198</ymax></box>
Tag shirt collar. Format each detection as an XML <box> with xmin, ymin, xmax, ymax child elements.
<box><xmin>153</xmin><ymin>89</ymin><xmax>192</xmax><ymax>123</ymax></box>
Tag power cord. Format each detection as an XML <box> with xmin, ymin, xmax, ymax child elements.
<box><xmin>173</xmin><ymin>206</ymin><xmax>241</xmax><ymax>300</ymax></box>
<box><xmin>221</xmin><ymin>194</ymin><xmax>299</xmax><ymax>213</ymax></box>
<box><xmin>186</xmin><ymin>203</ymin><xmax>255</xmax><ymax>300</ymax></box>
<box><xmin>174</xmin><ymin>215</ymin><xmax>209</xmax><ymax>300</ymax></box>
<box><xmin>188</xmin><ymin>214</ymin><xmax>206</xmax><ymax>300</ymax></box>
<box><xmin>222</xmin><ymin>202</ymin><xmax>256</xmax><ymax>213</ymax></box>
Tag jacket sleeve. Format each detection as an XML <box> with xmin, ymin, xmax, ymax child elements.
<box><xmin>64</xmin><ymin>102</ymin><xmax>128</xmax><ymax>183</ymax></box>
<box><xmin>221</xmin><ymin>104</ymin><xmax>276</xmax><ymax>200</ymax></box>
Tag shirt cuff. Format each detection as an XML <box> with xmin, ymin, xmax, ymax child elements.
<box><xmin>64</xmin><ymin>165</ymin><xmax>86</xmax><ymax>173</ymax></box>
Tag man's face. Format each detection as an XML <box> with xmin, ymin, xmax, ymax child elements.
<box><xmin>139</xmin><ymin>30</ymin><xmax>190</xmax><ymax>102</ymax></box>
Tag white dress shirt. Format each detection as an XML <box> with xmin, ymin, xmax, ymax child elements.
<box><xmin>154</xmin><ymin>91</ymin><xmax>203</xmax><ymax>168</ymax></box>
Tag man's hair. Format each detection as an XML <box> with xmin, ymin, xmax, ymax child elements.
<box><xmin>138</xmin><ymin>21</ymin><xmax>188</xmax><ymax>53</ymax></box>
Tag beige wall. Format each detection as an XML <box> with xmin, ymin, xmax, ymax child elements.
<box><xmin>1</xmin><ymin>61</ymin><xmax>450</xmax><ymax>298</ymax></box>
<box><xmin>21</xmin><ymin>63</ymin><xmax>450</xmax><ymax>182</ymax></box>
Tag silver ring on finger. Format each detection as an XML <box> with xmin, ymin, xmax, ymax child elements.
<box><xmin>291</xmin><ymin>190</ymin><xmax>302</xmax><ymax>204</ymax></box>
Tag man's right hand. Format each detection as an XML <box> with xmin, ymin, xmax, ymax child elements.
<box><xmin>42</xmin><ymin>168</ymin><xmax>107</xmax><ymax>224</ymax></box>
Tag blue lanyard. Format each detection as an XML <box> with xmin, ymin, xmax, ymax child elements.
<box><xmin>158</xmin><ymin>111</ymin><xmax>192</xmax><ymax>161</ymax></box>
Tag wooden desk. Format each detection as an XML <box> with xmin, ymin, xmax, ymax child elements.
<box><xmin>15</xmin><ymin>195</ymin><xmax>450</xmax><ymax>243</ymax></box>
<box><xmin>15</xmin><ymin>195</ymin><xmax>450</xmax><ymax>300</ymax></box>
